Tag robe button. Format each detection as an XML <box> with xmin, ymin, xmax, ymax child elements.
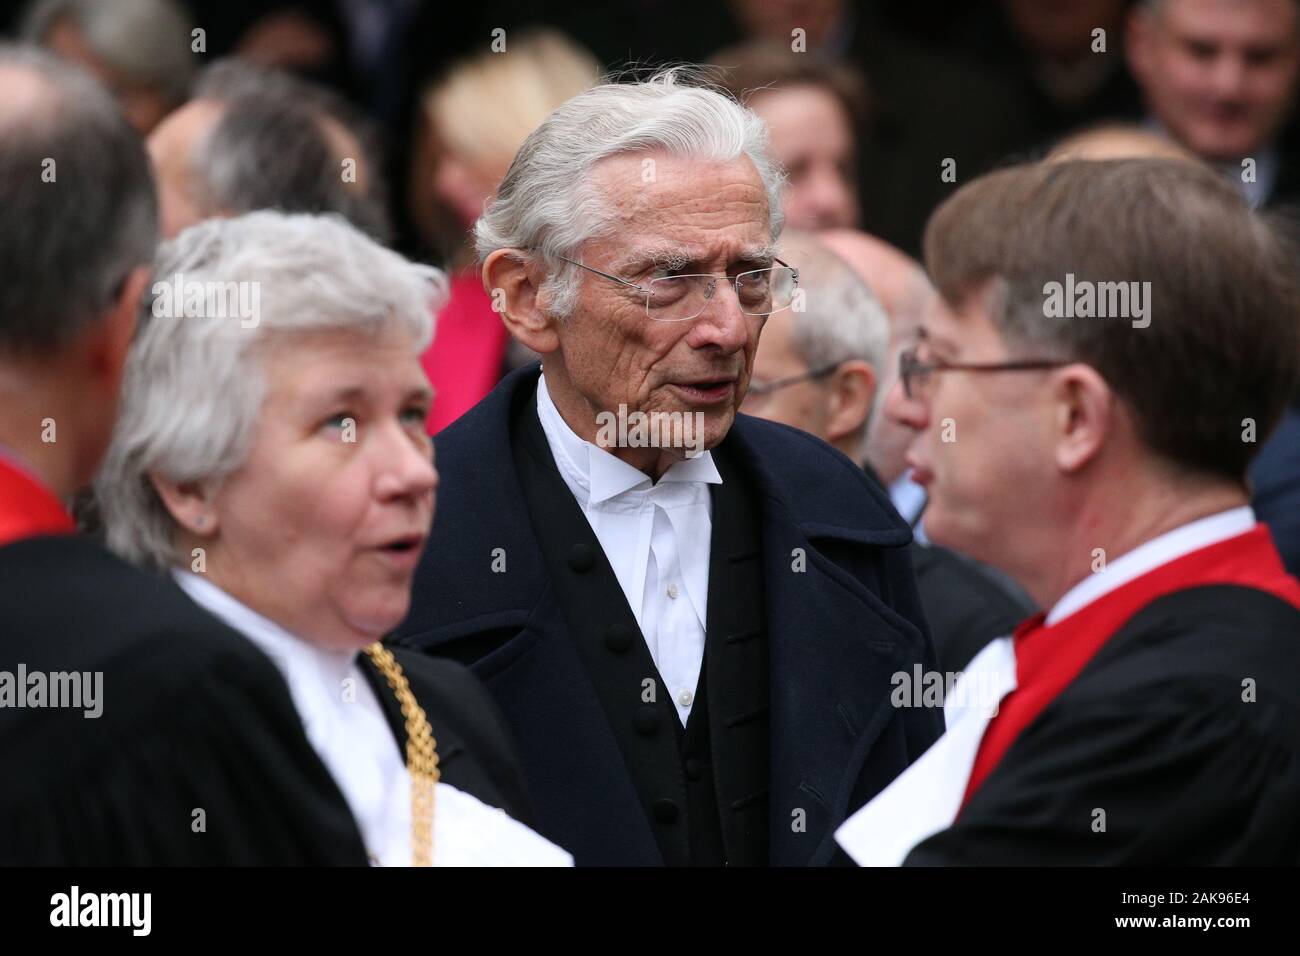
<box><xmin>652</xmin><ymin>799</ymin><xmax>679</xmax><ymax>823</ymax></box>
<box><xmin>604</xmin><ymin>624</ymin><xmax>633</xmax><ymax>653</ymax></box>
<box><xmin>684</xmin><ymin>757</ymin><xmax>703</xmax><ymax>781</ymax></box>
<box><xmin>634</xmin><ymin>705</ymin><xmax>660</xmax><ymax>735</ymax></box>
<box><xmin>567</xmin><ymin>543</ymin><xmax>594</xmax><ymax>572</ymax></box>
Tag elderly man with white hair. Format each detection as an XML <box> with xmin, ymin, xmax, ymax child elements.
<box><xmin>394</xmin><ymin>70</ymin><xmax>942</xmax><ymax>866</ymax></box>
<box><xmin>96</xmin><ymin>211</ymin><xmax>570</xmax><ymax>866</ymax></box>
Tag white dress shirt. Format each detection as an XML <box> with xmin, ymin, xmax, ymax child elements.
<box><xmin>835</xmin><ymin>505</ymin><xmax>1258</xmax><ymax>866</ymax></box>
<box><xmin>173</xmin><ymin>570</ymin><xmax>572</xmax><ymax>866</ymax></box>
<box><xmin>888</xmin><ymin>473</ymin><xmax>929</xmax><ymax>545</ymax></box>
<box><xmin>536</xmin><ymin>373</ymin><xmax>722</xmax><ymax>726</ymax></box>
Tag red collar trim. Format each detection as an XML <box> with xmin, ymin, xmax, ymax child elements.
<box><xmin>962</xmin><ymin>525</ymin><xmax>1300</xmax><ymax>808</ymax></box>
<box><xmin>0</xmin><ymin>456</ymin><xmax>74</xmax><ymax>545</ymax></box>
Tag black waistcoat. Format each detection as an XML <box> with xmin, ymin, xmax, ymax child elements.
<box><xmin>512</xmin><ymin>393</ymin><xmax>770</xmax><ymax>865</ymax></box>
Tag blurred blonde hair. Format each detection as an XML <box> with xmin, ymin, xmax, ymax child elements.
<box><xmin>423</xmin><ymin>29</ymin><xmax>601</xmax><ymax>170</ymax></box>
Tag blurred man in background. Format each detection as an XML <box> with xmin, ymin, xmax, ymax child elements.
<box><xmin>22</xmin><ymin>0</ymin><xmax>196</xmax><ymax>133</ymax></box>
<box><xmin>747</xmin><ymin>232</ymin><xmax>1033</xmax><ymax>673</ymax></box>
<box><xmin>147</xmin><ymin>58</ymin><xmax>390</xmax><ymax>241</ymax></box>
<box><xmin>1127</xmin><ymin>0</ymin><xmax>1300</xmax><ymax>208</ymax></box>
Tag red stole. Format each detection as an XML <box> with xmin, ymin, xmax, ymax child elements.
<box><xmin>0</xmin><ymin>455</ymin><xmax>74</xmax><ymax>545</ymax></box>
<box><xmin>961</xmin><ymin>525</ymin><xmax>1300</xmax><ymax>809</ymax></box>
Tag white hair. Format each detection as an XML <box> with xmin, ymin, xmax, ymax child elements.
<box><xmin>97</xmin><ymin>211</ymin><xmax>446</xmax><ymax>570</ymax></box>
<box><xmin>779</xmin><ymin>233</ymin><xmax>890</xmax><ymax>453</ymax></box>
<box><xmin>474</xmin><ymin>66</ymin><xmax>786</xmax><ymax>317</ymax></box>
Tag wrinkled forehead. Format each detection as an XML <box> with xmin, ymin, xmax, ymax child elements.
<box><xmin>585</xmin><ymin>149</ymin><xmax>773</xmax><ymax>268</ymax></box>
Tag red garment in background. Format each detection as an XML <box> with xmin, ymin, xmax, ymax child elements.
<box><xmin>0</xmin><ymin>454</ymin><xmax>74</xmax><ymax>545</ymax></box>
<box><xmin>422</xmin><ymin>270</ymin><xmax>510</xmax><ymax>434</ymax></box>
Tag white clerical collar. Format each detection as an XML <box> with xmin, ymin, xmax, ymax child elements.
<box><xmin>535</xmin><ymin>370</ymin><xmax>721</xmax><ymax>507</ymax></box>
<box><xmin>171</xmin><ymin>569</ymin><xmax>356</xmax><ymax>689</ymax></box>
<box><xmin>1045</xmin><ymin>505</ymin><xmax>1256</xmax><ymax>626</ymax></box>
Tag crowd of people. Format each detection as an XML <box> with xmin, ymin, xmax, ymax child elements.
<box><xmin>2</xmin><ymin>0</ymin><xmax>1299</xmax><ymax>867</ymax></box>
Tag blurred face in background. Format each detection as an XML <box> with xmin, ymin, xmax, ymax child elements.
<box><xmin>1128</xmin><ymin>0</ymin><xmax>1300</xmax><ymax>160</ymax></box>
<box><xmin>426</xmin><ymin>126</ymin><xmax>510</xmax><ymax>230</ymax></box>
<box><xmin>750</xmin><ymin>84</ymin><xmax>859</xmax><ymax>230</ymax></box>
<box><xmin>46</xmin><ymin>15</ymin><xmax>172</xmax><ymax>133</ymax></box>
<box><xmin>1001</xmin><ymin>0</ymin><xmax>1130</xmax><ymax>62</ymax></box>
<box><xmin>743</xmin><ymin>309</ymin><xmax>835</xmax><ymax>438</ymax></box>
<box><xmin>730</xmin><ymin>0</ymin><xmax>845</xmax><ymax>49</ymax></box>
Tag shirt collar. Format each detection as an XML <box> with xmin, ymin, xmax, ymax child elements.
<box><xmin>536</xmin><ymin>370</ymin><xmax>721</xmax><ymax>507</ymax></box>
<box><xmin>171</xmin><ymin>569</ymin><xmax>357</xmax><ymax>688</ymax></box>
<box><xmin>1046</xmin><ymin>505</ymin><xmax>1257</xmax><ymax>625</ymax></box>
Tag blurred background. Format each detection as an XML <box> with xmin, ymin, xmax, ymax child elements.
<box><xmin>3</xmin><ymin>0</ymin><xmax>1298</xmax><ymax>439</ymax></box>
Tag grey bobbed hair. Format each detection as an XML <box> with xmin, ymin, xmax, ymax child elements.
<box><xmin>96</xmin><ymin>210</ymin><xmax>446</xmax><ymax>570</ymax></box>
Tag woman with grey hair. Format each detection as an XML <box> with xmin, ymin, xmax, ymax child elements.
<box><xmin>96</xmin><ymin>211</ymin><xmax>569</xmax><ymax>866</ymax></box>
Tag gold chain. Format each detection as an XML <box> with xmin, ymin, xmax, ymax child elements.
<box><xmin>364</xmin><ymin>642</ymin><xmax>440</xmax><ymax>866</ymax></box>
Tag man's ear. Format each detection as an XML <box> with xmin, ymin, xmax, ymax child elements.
<box><xmin>150</xmin><ymin>472</ymin><xmax>220</xmax><ymax>539</ymax></box>
<box><xmin>1051</xmin><ymin>364</ymin><xmax>1115</xmax><ymax>475</ymax></box>
<box><xmin>84</xmin><ymin>265</ymin><xmax>149</xmax><ymax>399</ymax></box>
<box><xmin>825</xmin><ymin>359</ymin><xmax>877</xmax><ymax>445</ymax></box>
<box><xmin>483</xmin><ymin>248</ymin><xmax>561</xmax><ymax>355</ymax></box>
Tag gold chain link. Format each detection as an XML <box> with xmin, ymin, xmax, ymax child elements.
<box><xmin>364</xmin><ymin>642</ymin><xmax>440</xmax><ymax>866</ymax></box>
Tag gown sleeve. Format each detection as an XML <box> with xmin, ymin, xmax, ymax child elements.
<box><xmin>904</xmin><ymin>688</ymin><xmax>1300</xmax><ymax>866</ymax></box>
<box><xmin>0</xmin><ymin>636</ymin><xmax>370</xmax><ymax>866</ymax></box>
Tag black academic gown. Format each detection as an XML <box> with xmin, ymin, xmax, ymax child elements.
<box><xmin>0</xmin><ymin>534</ymin><xmax>369</xmax><ymax>865</ymax></box>
<box><xmin>396</xmin><ymin>364</ymin><xmax>943</xmax><ymax>866</ymax></box>
<box><xmin>905</xmin><ymin>585</ymin><xmax>1300</xmax><ymax>865</ymax></box>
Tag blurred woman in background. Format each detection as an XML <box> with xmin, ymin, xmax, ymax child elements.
<box><xmin>408</xmin><ymin>28</ymin><xmax>600</xmax><ymax>433</ymax></box>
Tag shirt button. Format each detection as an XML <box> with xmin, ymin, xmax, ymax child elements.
<box><xmin>677</xmin><ymin>689</ymin><xmax>693</xmax><ymax>707</ymax></box>
<box><xmin>667</xmin><ymin>583</ymin><xmax>678</xmax><ymax>599</ymax></box>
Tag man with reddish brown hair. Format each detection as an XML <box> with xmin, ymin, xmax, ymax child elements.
<box><xmin>837</xmin><ymin>157</ymin><xmax>1300</xmax><ymax>865</ymax></box>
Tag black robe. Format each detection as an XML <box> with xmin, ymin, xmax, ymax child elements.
<box><xmin>1</xmin><ymin>535</ymin><xmax>535</xmax><ymax>864</ymax></box>
<box><xmin>905</xmin><ymin>584</ymin><xmax>1300</xmax><ymax>865</ymax></box>
<box><xmin>0</xmin><ymin>534</ymin><xmax>369</xmax><ymax>864</ymax></box>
